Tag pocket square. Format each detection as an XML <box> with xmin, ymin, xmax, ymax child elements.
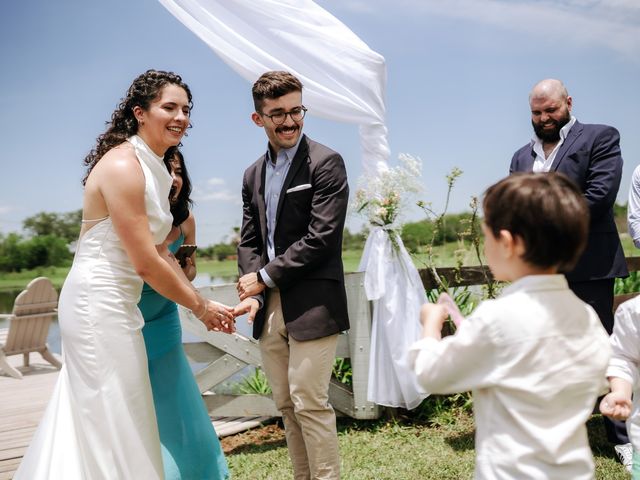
<box><xmin>286</xmin><ymin>183</ymin><xmax>312</xmax><ymax>193</ymax></box>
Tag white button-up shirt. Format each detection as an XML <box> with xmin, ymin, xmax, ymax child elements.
<box><xmin>627</xmin><ymin>165</ymin><xmax>640</xmax><ymax>248</ymax></box>
<box><xmin>408</xmin><ymin>275</ymin><xmax>610</xmax><ymax>479</ymax></box>
<box><xmin>607</xmin><ymin>296</ymin><xmax>640</xmax><ymax>456</ymax></box>
<box><xmin>532</xmin><ymin>116</ymin><xmax>576</xmax><ymax>173</ymax></box>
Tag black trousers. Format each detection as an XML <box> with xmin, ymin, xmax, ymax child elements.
<box><xmin>569</xmin><ymin>278</ymin><xmax>629</xmax><ymax>445</ymax></box>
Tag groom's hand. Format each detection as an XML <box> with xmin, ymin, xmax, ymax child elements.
<box><xmin>237</xmin><ymin>272</ymin><xmax>265</xmax><ymax>300</ymax></box>
<box><xmin>233</xmin><ymin>298</ymin><xmax>260</xmax><ymax>324</ymax></box>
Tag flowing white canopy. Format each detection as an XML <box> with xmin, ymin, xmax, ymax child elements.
<box><xmin>159</xmin><ymin>0</ymin><xmax>390</xmax><ymax>175</ymax></box>
<box><xmin>160</xmin><ymin>0</ymin><xmax>428</xmax><ymax>410</ymax></box>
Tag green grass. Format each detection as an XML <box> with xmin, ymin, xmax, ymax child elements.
<box><xmin>196</xmin><ymin>258</ymin><xmax>241</xmax><ymax>279</ymax></box>
<box><xmin>225</xmin><ymin>412</ymin><xmax>628</xmax><ymax>479</ymax></box>
<box><xmin>2</xmin><ymin>234</ymin><xmax>638</xmax><ymax>291</ymax></box>
<box><xmin>0</xmin><ymin>266</ymin><xmax>70</xmax><ymax>291</ymax></box>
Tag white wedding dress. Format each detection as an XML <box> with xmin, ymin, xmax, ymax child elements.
<box><xmin>14</xmin><ymin>135</ymin><xmax>173</xmax><ymax>480</ymax></box>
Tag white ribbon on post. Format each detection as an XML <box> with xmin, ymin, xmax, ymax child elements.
<box><xmin>359</xmin><ymin>228</ymin><xmax>428</xmax><ymax>409</ymax></box>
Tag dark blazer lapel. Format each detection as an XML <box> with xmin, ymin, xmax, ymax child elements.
<box><xmin>275</xmin><ymin>135</ymin><xmax>310</xmax><ymax>220</ymax></box>
<box><xmin>551</xmin><ymin>121</ymin><xmax>584</xmax><ymax>172</ymax></box>
<box><xmin>523</xmin><ymin>145</ymin><xmax>536</xmax><ymax>172</ymax></box>
<box><xmin>255</xmin><ymin>155</ymin><xmax>268</xmax><ymax>244</ymax></box>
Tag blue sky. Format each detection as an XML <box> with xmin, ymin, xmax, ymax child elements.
<box><xmin>1</xmin><ymin>0</ymin><xmax>639</xmax><ymax>246</ymax></box>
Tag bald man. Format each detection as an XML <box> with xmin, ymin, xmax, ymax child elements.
<box><xmin>510</xmin><ymin>78</ymin><xmax>630</xmax><ymax>468</ymax></box>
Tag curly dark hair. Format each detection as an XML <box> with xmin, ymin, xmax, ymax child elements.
<box><xmin>82</xmin><ymin>69</ymin><xmax>193</xmax><ymax>184</ymax></box>
<box><xmin>163</xmin><ymin>146</ymin><xmax>193</xmax><ymax>227</ymax></box>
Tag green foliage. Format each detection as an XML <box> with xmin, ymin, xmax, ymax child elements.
<box><xmin>412</xmin><ymin>393</ymin><xmax>474</xmax><ymax>427</ymax></box>
<box><xmin>613</xmin><ymin>202</ymin><xmax>627</xmax><ymax>233</ymax></box>
<box><xmin>342</xmin><ymin>228</ymin><xmax>366</xmax><ymax>251</ymax></box>
<box><xmin>615</xmin><ymin>271</ymin><xmax>640</xmax><ymax>295</ymax></box>
<box><xmin>332</xmin><ymin>357</ymin><xmax>353</xmax><ymax>386</ymax></box>
<box><xmin>0</xmin><ymin>233</ymin><xmax>72</xmax><ymax>272</ymax></box>
<box><xmin>22</xmin><ymin>235</ymin><xmax>72</xmax><ymax>270</ymax></box>
<box><xmin>0</xmin><ymin>233</ymin><xmax>26</xmax><ymax>272</ymax></box>
<box><xmin>401</xmin><ymin>213</ymin><xmax>476</xmax><ymax>251</ymax></box>
<box><xmin>23</xmin><ymin>209</ymin><xmax>82</xmax><ymax>243</ymax></box>
<box><xmin>235</xmin><ymin>367</ymin><xmax>272</xmax><ymax>395</ymax></box>
<box><xmin>207</xmin><ymin>243</ymin><xmax>237</xmax><ymax>261</ymax></box>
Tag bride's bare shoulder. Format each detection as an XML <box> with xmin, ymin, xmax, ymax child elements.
<box><xmin>95</xmin><ymin>142</ymin><xmax>141</xmax><ymax>176</ymax></box>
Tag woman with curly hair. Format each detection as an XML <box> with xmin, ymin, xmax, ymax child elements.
<box><xmin>15</xmin><ymin>70</ymin><xmax>235</xmax><ymax>479</ymax></box>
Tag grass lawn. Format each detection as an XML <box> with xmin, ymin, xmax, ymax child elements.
<box><xmin>222</xmin><ymin>411</ymin><xmax>628</xmax><ymax>479</ymax></box>
<box><xmin>2</xmin><ymin>234</ymin><xmax>639</xmax><ymax>291</ymax></box>
<box><xmin>0</xmin><ymin>265</ymin><xmax>70</xmax><ymax>291</ymax></box>
<box><xmin>0</xmin><ymin>237</ymin><xmax>635</xmax><ymax>478</ymax></box>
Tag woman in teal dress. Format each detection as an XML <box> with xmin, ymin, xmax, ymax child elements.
<box><xmin>139</xmin><ymin>147</ymin><xmax>229</xmax><ymax>479</ymax></box>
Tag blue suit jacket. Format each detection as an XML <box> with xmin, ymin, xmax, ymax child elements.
<box><xmin>509</xmin><ymin>121</ymin><xmax>628</xmax><ymax>282</ymax></box>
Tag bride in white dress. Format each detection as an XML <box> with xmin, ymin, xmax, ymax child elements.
<box><xmin>14</xmin><ymin>70</ymin><xmax>236</xmax><ymax>480</ymax></box>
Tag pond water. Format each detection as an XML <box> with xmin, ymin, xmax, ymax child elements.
<box><xmin>0</xmin><ymin>273</ymin><xmax>244</xmax><ymax>361</ymax></box>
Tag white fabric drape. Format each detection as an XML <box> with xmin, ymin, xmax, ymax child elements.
<box><xmin>160</xmin><ymin>0</ymin><xmax>428</xmax><ymax>410</ymax></box>
<box><xmin>158</xmin><ymin>0</ymin><xmax>390</xmax><ymax>175</ymax></box>
<box><xmin>359</xmin><ymin>228</ymin><xmax>428</xmax><ymax>409</ymax></box>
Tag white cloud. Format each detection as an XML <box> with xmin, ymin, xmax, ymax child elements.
<box><xmin>207</xmin><ymin>177</ymin><xmax>226</xmax><ymax>186</ymax></box>
<box><xmin>197</xmin><ymin>190</ymin><xmax>241</xmax><ymax>203</ymax></box>
<box><xmin>192</xmin><ymin>178</ymin><xmax>241</xmax><ymax>205</ymax></box>
<box><xmin>339</xmin><ymin>0</ymin><xmax>640</xmax><ymax>58</ymax></box>
<box><xmin>193</xmin><ymin>184</ymin><xmax>241</xmax><ymax>205</ymax></box>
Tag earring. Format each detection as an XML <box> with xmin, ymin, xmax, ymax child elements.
<box><xmin>139</xmin><ymin>120</ymin><xmax>144</xmax><ymax>126</ymax></box>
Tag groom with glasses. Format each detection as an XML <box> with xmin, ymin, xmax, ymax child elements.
<box><xmin>235</xmin><ymin>70</ymin><xmax>349</xmax><ymax>479</ymax></box>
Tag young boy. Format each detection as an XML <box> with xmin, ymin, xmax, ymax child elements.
<box><xmin>600</xmin><ymin>297</ymin><xmax>640</xmax><ymax>476</ymax></box>
<box><xmin>408</xmin><ymin>172</ymin><xmax>611</xmax><ymax>479</ymax></box>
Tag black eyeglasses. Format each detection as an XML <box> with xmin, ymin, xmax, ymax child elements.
<box><xmin>261</xmin><ymin>106</ymin><xmax>307</xmax><ymax>125</ymax></box>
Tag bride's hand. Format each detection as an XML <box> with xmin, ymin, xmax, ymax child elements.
<box><xmin>200</xmin><ymin>300</ymin><xmax>236</xmax><ymax>334</ymax></box>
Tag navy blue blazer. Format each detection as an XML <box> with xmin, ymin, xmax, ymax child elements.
<box><xmin>238</xmin><ymin>135</ymin><xmax>350</xmax><ymax>341</ymax></box>
<box><xmin>509</xmin><ymin>121</ymin><xmax>628</xmax><ymax>282</ymax></box>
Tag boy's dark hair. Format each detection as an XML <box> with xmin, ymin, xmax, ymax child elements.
<box><xmin>252</xmin><ymin>71</ymin><xmax>303</xmax><ymax>112</ymax></box>
<box><xmin>482</xmin><ymin>172</ymin><xmax>589</xmax><ymax>272</ymax></box>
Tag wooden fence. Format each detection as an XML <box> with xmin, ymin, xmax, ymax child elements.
<box><xmin>180</xmin><ymin>257</ymin><xmax>640</xmax><ymax>420</ymax></box>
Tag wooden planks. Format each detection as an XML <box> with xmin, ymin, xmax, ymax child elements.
<box><xmin>0</xmin><ymin>352</ymin><xmax>59</xmax><ymax>480</ymax></box>
<box><xmin>0</xmin><ymin>351</ymin><xmax>272</xmax><ymax>479</ymax></box>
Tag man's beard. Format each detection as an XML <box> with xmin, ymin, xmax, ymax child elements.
<box><xmin>532</xmin><ymin>109</ymin><xmax>571</xmax><ymax>142</ymax></box>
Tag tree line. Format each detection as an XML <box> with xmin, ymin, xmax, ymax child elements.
<box><xmin>0</xmin><ymin>205</ymin><xmax>628</xmax><ymax>272</ymax></box>
<box><xmin>0</xmin><ymin>207</ymin><xmax>474</xmax><ymax>272</ymax></box>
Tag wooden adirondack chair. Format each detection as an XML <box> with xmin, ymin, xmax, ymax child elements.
<box><xmin>0</xmin><ymin>277</ymin><xmax>62</xmax><ymax>379</ymax></box>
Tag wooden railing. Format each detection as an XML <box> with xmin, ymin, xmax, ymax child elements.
<box><xmin>180</xmin><ymin>257</ymin><xmax>640</xmax><ymax>420</ymax></box>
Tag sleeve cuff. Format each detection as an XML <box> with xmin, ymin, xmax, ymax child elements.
<box><xmin>260</xmin><ymin>267</ymin><xmax>276</xmax><ymax>289</ymax></box>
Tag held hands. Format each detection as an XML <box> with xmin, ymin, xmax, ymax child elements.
<box><xmin>196</xmin><ymin>300</ymin><xmax>236</xmax><ymax>334</ymax></box>
<box><xmin>237</xmin><ymin>272</ymin><xmax>265</xmax><ymax>300</ymax></box>
<box><xmin>233</xmin><ymin>298</ymin><xmax>260</xmax><ymax>325</ymax></box>
<box><xmin>600</xmin><ymin>391</ymin><xmax>632</xmax><ymax>421</ymax></box>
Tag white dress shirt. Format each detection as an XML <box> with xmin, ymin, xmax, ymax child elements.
<box><xmin>532</xmin><ymin>116</ymin><xmax>577</xmax><ymax>173</ymax></box>
<box><xmin>408</xmin><ymin>275</ymin><xmax>610</xmax><ymax>479</ymax></box>
<box><xmin>607</xmin><ymin>296</ymin><xmax>640</xmax><ymax>456</ymax></box>
<box><xmin>627</xmin><ymin>165</ymin><xmax>640</xmax><ymax>248</ymax></box>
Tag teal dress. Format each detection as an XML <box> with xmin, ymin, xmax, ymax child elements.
<box><xmin>139</xmin><ymin>235</ymin><xmax>229</xmax><ymax>480</ymax></box>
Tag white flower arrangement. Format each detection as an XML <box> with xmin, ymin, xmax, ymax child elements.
<box><xmin>353</xmin><ymin>153</ymin><xmax>423</xmax><ymax>230</ymax></box>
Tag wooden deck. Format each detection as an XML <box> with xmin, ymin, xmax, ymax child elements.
<box><xmin>0</xmin><ymin>352</ymin><xmax>271</xmax><ymax>480</ymax></box>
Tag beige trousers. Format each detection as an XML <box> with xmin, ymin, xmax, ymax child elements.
<box><xmin>260</xmin><ymin>290</ymin><xmax>340</xmax><ymax>480</ymax></box>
